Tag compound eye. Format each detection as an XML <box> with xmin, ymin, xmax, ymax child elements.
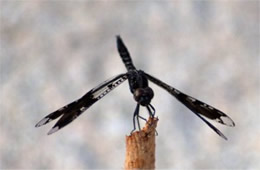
<box><xmin>133</xmin><ymin>88</ymin><xmax>144</xmax><ymax>101</ymax></box>
<box><xmin>145</xmin><ymin>87</ymin><xmax>154</xmax><ymax>98</ymax></box>
<box><xmin>133</xmin><ymin>88</ymin><xmax>154</xmax><ymax>106</ymax></box>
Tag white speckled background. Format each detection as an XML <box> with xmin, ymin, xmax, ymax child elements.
<box><xmin>1</xmin><ymin>1</ymin><xmax>259</xmax><ymax>169</ymax></box>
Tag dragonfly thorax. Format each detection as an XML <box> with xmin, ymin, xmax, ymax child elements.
<box><xmin>133</xmin><ymin>87</ymin><xmax>154</xmax><ymax>106</ymax></box>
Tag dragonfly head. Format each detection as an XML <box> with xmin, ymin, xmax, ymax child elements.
<box><xmin>133</xmin><ymin>87</ymin><xmax>154</xmax><ymax>106</ymax></box>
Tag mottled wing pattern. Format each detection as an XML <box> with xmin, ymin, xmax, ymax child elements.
<box><xmin>35</xmin><ymin>73</ymin><xmax>128</xmax><ymax>135</ymax></box>
<box><xmin>144</xmin><ymin>72</ymin><xmax>235</xmax><ymax>140</ymax></box>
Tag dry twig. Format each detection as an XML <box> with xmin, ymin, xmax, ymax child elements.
<box><xmin>124</xmin><ymin>117</ymin><xmax>159</xmax><ymax>169</ymax></box>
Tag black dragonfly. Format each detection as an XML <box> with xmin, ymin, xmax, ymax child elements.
<box><xmin>36</xmin><ymin>36</ymin><xmax>235</xmax><ymax>140</ymax></box>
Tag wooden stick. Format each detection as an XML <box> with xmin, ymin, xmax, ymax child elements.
<box><xmin>124</xmin><ymin>117</ymin><xmax>159</xmax><ymax>169</ymax></box>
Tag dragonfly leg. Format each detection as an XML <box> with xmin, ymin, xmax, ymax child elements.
<box><xmin>131</xmin><ymin>104</ymin><xmax>140</xmax><ymax>134</ymax></box>
<box><xmin>138</xmin><ymin>115</ymin><xmax>147</xmax><ymax>122</ymax></box>
<box><xmin>137</xmin><ymin>111</ymin><xmax>148</xmax><ymax>130</ymax></box>
<box><xmin>146</xmin><ymin>104</ymin><xmax>158</xmax><ymax>135</ymax></box>
<box><xmin>136</xmin><ymin>108</ymin><xmax>141</xmax><ymax>131</ymax></box>
<box><xmin>147</xmin><ymin>104</ymin><xmax>156</xmax><ymax>117</ymax></box>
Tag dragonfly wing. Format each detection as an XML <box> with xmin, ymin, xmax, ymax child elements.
<box><xmin>144</xmin><ymin>72</ymin><xmax>234</xmax><ymax>140</ymax></box>
<box><xmin>35</xmin><ymin>100</ymin><xmax>79</xmax><ymax>127</ymax></box>
<box><xmin>144</xmin><ymin>72</ymin><xmax>235</xmax><ymax>127</ymax></box>
<box><xmin>35</xmin><ymin>73</ymin><xmax>128</xmax><ymax>135</ymax></box>
<box><xmin>190</xmin><ymin>108</ymin><xmax>228</xmax><ymax>140</ymax></box>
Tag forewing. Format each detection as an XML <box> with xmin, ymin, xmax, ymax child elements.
<box><xmin>36</xmin><ymin>73</ymin><xmax>128</xmax><ymax>135</ymax></box>
<box><xmin>144</xmin><ymin>72</ymin><xmax>235</xmax><ymax>127</ymax></box>
<box><xmin>35</xmin><ymin>100</ymin><xmax>78</xmax><ymax>127</ymax></box>
<box><xmin>192</xmin><ymin>109</ymin><xmax>228</xmax><ymax>140</ymax></box>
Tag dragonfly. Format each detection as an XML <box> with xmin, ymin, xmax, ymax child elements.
<box><xmin>35</xmin><ymin>35</ymin><xmax>235</xmax><ymax>140</ymax></box>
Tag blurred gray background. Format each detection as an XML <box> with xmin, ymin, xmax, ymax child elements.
<box><xmin>1</xmin><ymin>1</ymin><xmax>259</xmax><ymax>169</ymax></box>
